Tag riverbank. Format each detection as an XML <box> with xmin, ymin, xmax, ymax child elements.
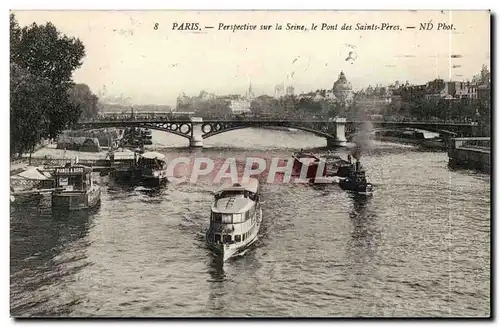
<box><xmin>10</xmin><ymin>140</ymin><xmax>52</xmax><ymax>173</ymax></box>
<box><xmin>11</xmin><ymin>144</ymin><xmax>107</xmax><ymax>173</ymax></box>
<box><xmin>24</xmin><ymin>144</ymin><xmax>107</xmax><ymax>160</ymax></box>
<box><xmin>448</xmin><ymin>137</ymin><xmax>491</xmax><ymax>173</ymax></box>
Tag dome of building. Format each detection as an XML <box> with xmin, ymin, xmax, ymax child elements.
<box><xmin>333</xmin><ymin>71</ymin><xmax>353</xmax><ymax>93</ymax></box>
<box><xmin>332</xmin><ymin>71</ymin><xmax>354</xmax><ymax>106</ymax></box>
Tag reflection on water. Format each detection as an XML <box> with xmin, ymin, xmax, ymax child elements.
<box><xmin>206</xmin><ymin>255</ymin><xmax>227</xmax><ymax>313</ymax></box>
<box><xmin>10</xmin><ymin>129</ymin><xmax>490</xmax><ymax>317</ymax></box>
<box><xmin>10</xmin><ymin>209</ymin><xmax>94</xmax><ymax>316</ymax></box>
<box><xmin>345</xmin><ymin>194</ymin><xmax>380</xmax><ymax>291</ymax></box>
<box><xmin>348</xmin><ymin>194</ymin><xmax>379</xmax><ymax>258</ymax></box>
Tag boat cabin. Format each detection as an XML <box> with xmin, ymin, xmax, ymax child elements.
<box><xmin>210</xmin><ymin>179</ymin><xmax>260</xmax><ymax>244</ymax></box>
<box><xmin>54</xmin><ymin>164</ymin><xmax>94</xmax><ymax>191</ymax></box>
<box><xmin>213</xmin><ymin>180</ymin><xmax>259</xmax><ymax>202</ymax></box>
<box><xmin>138</xmin><ymin>152</ymin><xmax>166</xmax><ymax>169</ymax></box>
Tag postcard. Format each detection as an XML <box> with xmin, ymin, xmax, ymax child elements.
<box><xmin>10</xmin><ymin>10</ymin><xmax>491</xmax><ymax>318</ymax></box>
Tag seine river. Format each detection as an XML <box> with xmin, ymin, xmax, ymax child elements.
<box><xmin>10</xmin><ymin>128</ymin><xmax>490</xmax><ymax>317</ymax></box>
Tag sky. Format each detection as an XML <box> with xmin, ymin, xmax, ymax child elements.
<box><xmin>13</xmin><ymin>10</ymin><xmax>491</xmax><ymax>106</ymax></box>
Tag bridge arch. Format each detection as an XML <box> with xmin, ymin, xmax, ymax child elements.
<box><xmin>201</xmin><ymin>123</ymin><xmax>337</xmax><ymax>140</ymax></box>
<box><xmin>75</xmin><ymin>122</ymin><xmax>193</xmax><ymax>139</ymax></box>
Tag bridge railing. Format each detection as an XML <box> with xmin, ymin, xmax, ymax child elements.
<box><xmin>80</xmin><ymin>115</ymin><xmax>479</xmax><ymax>125</ymax></box>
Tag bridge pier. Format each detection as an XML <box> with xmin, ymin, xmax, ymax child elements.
<box><xmin>190</xmin><ymin>117</ymin><xmax>204</xmax><ymax>147</ymax></box>
<box><xmin>327</xmin><ymin>117</ymin><xmax>347</xmax><ymax>148</ymax></box>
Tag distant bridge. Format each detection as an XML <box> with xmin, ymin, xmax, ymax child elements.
<box><xmin>74</xmin><ymin>117</ymin><xmax>479</xmax><ymax>147</ymax></box>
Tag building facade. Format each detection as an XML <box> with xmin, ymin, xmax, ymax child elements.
<box><xmin>229</xmin><ymin>100</ymin><xmax>252</xmax><ymax>115</ymax></box>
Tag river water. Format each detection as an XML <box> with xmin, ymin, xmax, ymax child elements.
<box><xmin>10</xmin><ymin>129</ymin><xmax>491</xmax><ymax>317</ymax></box>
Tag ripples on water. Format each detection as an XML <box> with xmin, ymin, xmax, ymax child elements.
<box><xmin>10</xmin><ymin>129</ymin><xmax>490</xmax><ymax>317</ymax></box>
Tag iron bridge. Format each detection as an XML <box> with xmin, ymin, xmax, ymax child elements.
<box><xmin>75</xmin><ymin>119</ymin><xmax>479</xmax><ymax>140</ymax></box>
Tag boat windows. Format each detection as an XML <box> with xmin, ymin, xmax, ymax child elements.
<box><xmin>221</xmin><ymin>214</ymin><xmax>232</xmax><ymax>224</ymax></box>
<box><xmin>212</xmin><ymin>212</ymin><xmax>222</xmax><ymax>222</ymax></box>
<box><xmin>57</xmin><ymin>176</ymin><xmax>83</xmax><ymax>189</ymax></box>
<box><xmin>235</xmin><ymin>235</ymin><xmax>241</xmax><ymax>242</ymax></box>
<box><xmin>242</xmin><ymin>233</ymin><xmax>246</xmax><ymax>241</ymax></box>
<box><xmin>223</xmin><ymin>235</ymin><xmax>232</xmax><ymax>243</ymax></box>
<box><xmin>214</xmin><ymin>234</ymin><xmax>221</xmax><ymax>243</ymax></box>
<box><xmin>232</xmin><ymin>213</ymin><xmax>243</xmax><ymax>223</ymax></box>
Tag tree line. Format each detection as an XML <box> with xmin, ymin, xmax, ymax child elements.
<box><xmin>10</xmin><ymin>13</ymin><xmax>99</xmax><ymax>158</ymax></box>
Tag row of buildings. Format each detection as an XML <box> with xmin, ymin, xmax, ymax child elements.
<box><xmin>273</xmin><ymin>71</ymin><xmax>355</xmax><ymax>105</ymax></box>
<box><xmin>174</xmin><ymin>67</ymin><xmax>490</xmax><ymax>117</ymax></box>
<box><xmin>397</xmin><ymin>79</ymin><xmax>489</xmax><ymax>101</ymax></box>
<box><xmin>176</xmin><ymin>88</ymin><xmax>253</xmax><ymax>115</ymax></box>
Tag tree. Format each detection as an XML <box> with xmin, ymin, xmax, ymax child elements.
<box><xmin>473</xmin><ymin>65</ymin><xmax>491</xmax><ymax>86</ymax></box>
<box><xmin>10</xmin><ymin>63</ymin><xmax>51</xmax><ymax>159</ymax></box>
<box><xmin>326</xmin><ymin>102</ymin><xmax>339</xmax><ymax>118</ymax></box>
<box><xmin>10</xmin><ymin>13</ymin><xmax>86</xmax><ymax>156</ymax></box>
<box><xmin>298</xmin><ymin>97</ymin><xmax>322</xmax><ymax>113</ymax></box>
<box><xmin>68</xmin><ymin>83</ymin><xmax>99</xmax><ymax>119</ymax></box>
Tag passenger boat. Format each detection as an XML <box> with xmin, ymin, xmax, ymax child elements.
<box><xmin>292</xmin><ymin>151</ymin><xmax>327</xmax><ymax>179</ymax></box>
<box><xmin>52</xmin><ymin>163</ymin><xmax>101</xmax><ymax>211</ymax></box>
<box><xmin>110</xmin><ymin>150</ymin><xmax>142</xmax><ymax>183</ymax></box>
<box><xmin>138</xmin><ymin>151</ymin><xmax>168</xmax><ymax>187</ymax></box>
<box><xmin>339</xmin><ymin>161</ymin><xmax>373</xmax><ymax>195</ymax></box>
<box><xmin>206</xmin><ymin>178</ymin><xmax>262</xmax><ymax>262</ymax></box>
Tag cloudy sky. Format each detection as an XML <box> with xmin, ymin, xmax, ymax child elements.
<box><xmin>13</xmin><ymin>10</ymin><xmax>490</xmax><ymax>106</ymax></box>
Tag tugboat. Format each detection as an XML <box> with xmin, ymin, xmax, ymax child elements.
<box><xmin>137</xmin><ymin>151</ymin><xmax>168</xmax><ymax>187</ymax></box>
<box><xmin>338</xmin><ymin>159</ymin><xmax>373</xmax><ymax>195</ymax></box>
<box><xmin>292</xmin><ymin>149</ymin><xmax>327</xmax><ymax>179</ymax></box>
<box><xmin>52</xmin><ymin>163</ymin><xmax>101</xmax><ymax>211</ymax></box>
<box><xmin>206</xmin><ymin>178</ymin><xmax>262</xmax><ymax>262</ymax></box>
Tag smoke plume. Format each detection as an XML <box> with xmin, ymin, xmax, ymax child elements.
<box><xmin>351</xmin><ymin>121</ymin><xmax>373</xmax><ymax>160</ymax></box>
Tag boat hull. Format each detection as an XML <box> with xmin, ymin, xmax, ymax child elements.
<box><xmin>11</xmin><ymin>193</ymin><xmax>43</xmax><ymax>207</ymax></box>
<box><xmin>339</xmin><ymin>179</ymin><xmax>373</xmax><ymax>194</ymax></box>
<box><xmin>206</xmin><ymin>207</ymin><xmax>262</xmax><ymax>262</ymax></box>
<box><xmin>111</xmin><ymin>168</ymin><xmax>142</xmax><ymax>184</ymax></box>
<box><xmin>141</xmin><ymin>176</ymin><xmax>168</xmax><ymax>188</ymax></box>
<box><xmin>52</xmin><ymin>187</ymin><xmax>101</xmax><ymax>211</ymax></box>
